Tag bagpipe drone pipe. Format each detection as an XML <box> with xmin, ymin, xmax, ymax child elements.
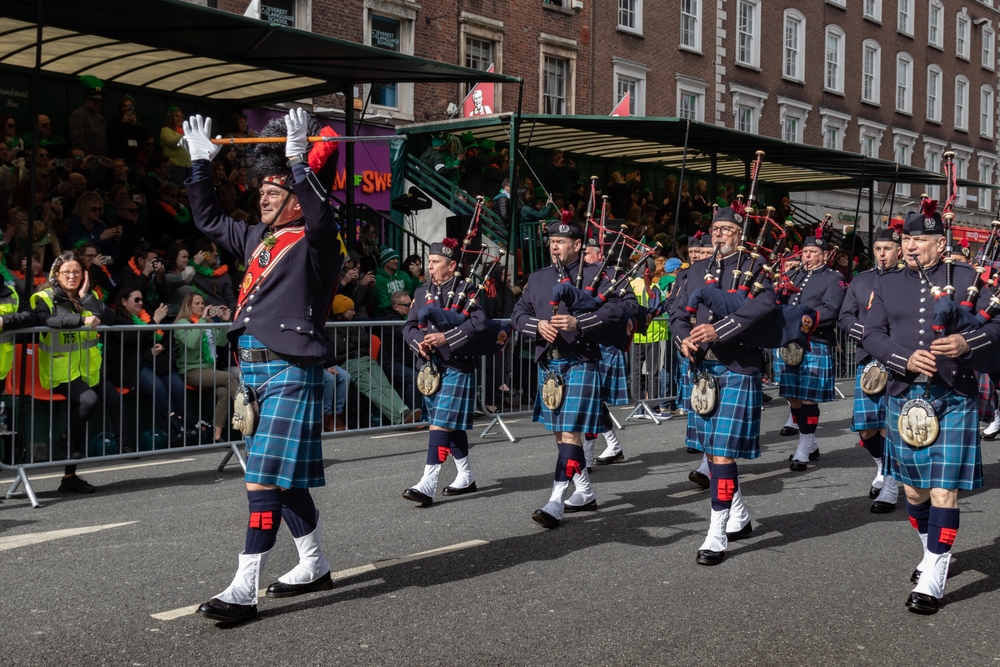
<box><xmin>684</xmin><ymin>206</ymin><xmax>820</xmax><ymax>350</ymax></box>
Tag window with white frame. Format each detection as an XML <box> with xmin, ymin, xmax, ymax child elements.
<box><xmin>825</xmin><ymin>26</ymin><xmax>845</xmax><ymax>93</ymax></box>
<box><xmin>783</xmin><ymin>9</ymin><xmax>805</xmax><ymax>81</ymax></box>
<box><xmin>613</xmin><ymin>57</ymin><xmax>648</xmax><ymax>117</ymax></box>
<box><xmin>892</xmin><ymin>129</ymin><xmax>918</xmax><ymax>196</ymax></box>
<box><xmin>460</xmin><ymin>14</ymin><xmax>505</xmax><ymax>104</ymax></box>
<box><xmin>952</xmin><ymin>146</ymin><xmax>971</xmax><ymax>206</ymax></box>
<box><xmin>981</xmin><ymin>85</ymin><xmax>995</xmax><ymax>137</ymax></box>
<box><xmin>957</xmin><ymin>11</ymin><xmax>971</xmax><ymax>59</ymax></box>
<box><xmin>927</xmin><ymin>64</ymin><xmax>942</xmax><ymax>121</ymax></box>
<box><xmin>539</xmin><ymin>34</ymin><xmax>578</xmax><ymax>115</ymax></box>
<box><xmin>956</xmin><ymin>75</ymin><xmax>970</xmax><ymax>130</ymax></box>
<box><xmin>862</xmin><ymin>40</ymin><xmax>881</xmax><ymax>104</ymax></box>
<box><xmin>983</xmin><ymin>25</ymin><xmax>996</xmax><ymax>70</ymax></box>
<box><xmin>858</xmin><ymin>119</ymin><xmax>886</xmax><ymax>158</ymax></box>
<box><xmin>676</xmin><ymin>74</ymin><xmax>707</xmax><ymax>121</ymax></box>
<box><xmin>928</xmin><ymin>0</ymin><xmax>943</xmax><ymax>48</ymax></box>
<box><xmin>896</xmin><ymin>53</ymin><xmax>913</xmax><ymax>113</ymax></box>
<box><xmin>778</xmin><ymin>97</ymin><xmax>811</xmax><ymax>144</ymax></box>
<box><xmin>979</xmin><ymin>155</ymin><xmax>995</xmax><ymax>211</ymax></box>
<box><xmin>924</xmin><ymin>138</ymin><xmax>945</xmax><ymax>200</ymax></box>
<box><xmin>680</xmin><ymin>0</ymin><xmax>700</xmax><ymax>51</ymax></box>
<box><xmin>730</xmin><ymin>84</ymin><xmax>767</xmax><ymax>134</ymax></box>
<box><xmin>898</xmin><ymin>0</ymin><xmax>913</xmax><ymax>35</ymax></box>
<box><xmin>618</xmin><ymin>0</ymin><xmax>642</xmax><ymax>33</ymax></box>
<box><xmin>365</xmin><ymin>4</ymin><xmax>415</xmax><ymax>118</ymax></box>
<box><xmin>736</xmin><ymin>0</ymin><xmax>760</xmax><ymax>68</ymax></box>
<box><xmin>864</xmin><ymin>0</ymin><xmax>882</xmax><ymax>21</ymax></box>
<box><xmin>820</xmin><ymin>108</ymin><xmax>851</xmax><ymax>150</ymax></box>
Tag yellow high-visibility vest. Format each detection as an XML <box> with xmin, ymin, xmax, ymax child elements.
<box><xmin>0</xmin><ymin>286</ymin><xmax>18</xmax><ymax>379</ymax></box>
<box><xmin>30</xmin><ymin>289</ymin><xmax>101</xmax><ymax>389</ymax></box>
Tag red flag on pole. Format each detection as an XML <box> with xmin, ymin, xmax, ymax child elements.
<box><xmin>462</xmin><ymin>64</ymin><xmax>496</xmax><ymax>117</ymax></box>
<box><xmin>610</xmin><ymin>91</ymin><xmax>630</xmax><ymax>117</ymax></box>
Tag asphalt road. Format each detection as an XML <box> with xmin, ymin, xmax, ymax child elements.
<box><xmin>2</xmin><ymin>389</ymin><xmax>1000</xmax><ymax>666</ymax></box>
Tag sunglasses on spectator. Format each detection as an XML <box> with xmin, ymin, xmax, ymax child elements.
<box><xmin>131</xmin><ymin>296</ymin><xmax>143</xmax><ymax>303</ymax></box>
<box><xmin>91</xmin><ymin>206</ymin><xmax>103</xmax><ymax>212</ymax></box>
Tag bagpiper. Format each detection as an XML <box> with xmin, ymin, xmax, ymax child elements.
<box><xmin>511</xmin><ymin>218</ymin><xmax>626</xmax><ymax>528</ymax></box>
<box><xmin>838</xmin><ymin>223</ymin><xmax>903</xmax><ymax>512</ymax></box>
<box><xmin>863</xmin><ymin>206</ymin><xmax>1000</xmax><ymax>614</ymax></box>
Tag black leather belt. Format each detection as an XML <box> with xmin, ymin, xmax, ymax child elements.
<box><xmin>237</xmin><ymin>347</ymin><xmax>282</xmax><ymax>363</ymax></box>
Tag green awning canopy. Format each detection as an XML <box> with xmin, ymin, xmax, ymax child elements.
<box><xmin>0</xmin><ymin>0</ymin><xmax>520</xmax><ymax>106</ymax></box>
<box><xmin>402</xmin><ymin>115</ymin><xmax>994</xmax><ymax>192</ymax></box>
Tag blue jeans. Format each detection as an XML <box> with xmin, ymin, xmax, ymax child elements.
<box><xmin>137</xmin><ymin>366</ymin><xmax>188</xmax><ymax>420</ymax></box>
<box><xmin>323</xmin><ymin>366</ymin><xmax>350</xmax><ymax>415</ymax></box>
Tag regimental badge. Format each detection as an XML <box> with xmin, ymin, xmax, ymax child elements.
<box><xmin>242</xmin><ymin>272</ymin><xmax>253</xmax><ymax>293</ymax></box>
<box><xmin>258</xmin><ymin>250</ymin><xmax>271</xmax><ymax>268</ymax></box>
<box><xmin>734</xmin><ymin>213</ymin><xmax>743</xmax><ymax>223</ymax></box>
<box><xmin>559</xmin><ymin>224</ymin><xmax>570</xmax><ymax>234</ymax></box>
<box><xmin>496</xmin><ymin>330</ymin><xmax>508</xmax><ymax>347</ymax></box>
<box><xmin>923</xmin><ymin>217</ymin><xmax>936</xmax><ymax>230</ymax></box>
<box><xmin>799</xmin><ymin>314</ymin><xmax>814</xmax><ymax>334</ymax></box>
<box><xmin>441</xmin><ymin>245</ymin><xmax>453</xmax><ymax>257</ymax></box>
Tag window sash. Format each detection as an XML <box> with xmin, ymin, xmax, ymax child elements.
<box><xmin>737</xmin><ymin>1</ymin><xmax>754</xmax><ymax>64</ymax></box>
<box><xmin>784</xmin><ymin>19</ymin><xmax>800</xmax><ymax>78</ymax></box>
<box><xmin>680</xmin><ymin>93</ymin><xmax>698</xmax><ymax>120</ymax></box>
<box><xmin>618</xmin><ymin>0</ymin><xmax>636</xmax><ymax>29</ymax></box>
<box><xmin>681</xmin><ymin>0</ymin><xmax>698</xmax><ymax>47</ymax></box>
<box><xmin>465</xmin><ymin>37</ymin><xmax>493</xmax><ymax>72</ymax></box>
<box><xmin>738</xmin><ymin>106</ymin><xmax>754</xmax><ymax>133</ymax></box>
<box><xmin>957</xmin><ymin>81</ymin><xmax>968</xmax><ymax>127</ymax></box>
<box><xmin>982</xmin><ymin>89</ymin><xmax>993</xmax><ymax>135</ymax></box>
<box><xmin>543</xmin><ymin>56</ymin><xmax>567</xmax><ymax>115</ymax></box>
<box><xmin>825</xmin><ymin>33</ymin><xmax>840</xmax><ymax>90</ymax></box>
<box><xmin>929</xmin><ymin>5</ymin><xmax>940</xmax><ymax>44</ymax></box>
<box><xmin>783</xmin><ymin>117</ymin><xmax>798</xmax><ymax>142</ymax></box>
<box><xmin>896</xmin><ymin>59</ymin><xmax>910</xmax><ymax>110</ymax></box>
<box><xmin>957</xmin><ymin>18</ymin><xmax>969</xmax><ymax>58</ymax></box>
<box><xmin>928</xmin><ymin>70</ymin><xmax>940</xmax><ymax>119</ymax></box>
<box><xmin>825</xmin><ymin>127</ymin><xmax>838</xmax><ymax>150</ymax></box>
<box><xmin>862</xmin><ymin>47</ymin><xmax>876</xmax><ymax>101</ymax></box>
<box><xmin>898</xmin><ymin>0</ymin><xmax>910</xmax><ymax>32</ymax></box>
<box><xmin>617</xmin><ymin>78</ymin><xmax>637</xmax><ymax>116</ymax></box>
<box><xmin>864</xmin><ymin>0</ymin><xmax>877</xmax><ymax>18</ymax></box>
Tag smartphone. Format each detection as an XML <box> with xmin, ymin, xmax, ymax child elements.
<box><xmin>50</xmin><ymin>197</ymin><xmax>60</xmax><ymax>205</ymax></box>
<box><xmin>132</xmin><ymin>194</ymin><xmax>143</xmax><ymax>203</ymax></box>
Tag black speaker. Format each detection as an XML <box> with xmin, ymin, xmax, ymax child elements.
<box><xmin>445</xmin><ymin>215</ymin><xmax>482</xmax><ymax>251</ymax></box>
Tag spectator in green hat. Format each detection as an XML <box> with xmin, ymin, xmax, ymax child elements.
<box><xmin>374</xmin><ymin>245</ymin><xmax>419</xmax><ymax>317</ymax></box>
<box><xmin>68</xmin><ymin>75</ymin><xmax>107</xmax><ymax>156</ymax></box>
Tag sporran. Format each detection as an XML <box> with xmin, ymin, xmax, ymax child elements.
<box><xmin>232</xmin><ymin>384</ymin><xmax>260</xmax><ymax>437</ymax></box>
<box><xmin>860</xmin><ymin>359</ymin><xmax>889</xmax><ymax>395</ymax></box>
<box><xmin>691</xmin><ymin>371</ymin><xmax>719</xmax><ymax>415</ymax></box>
<box><xmin>541</xmin><ymin>371</ymin><xmax>565</xmax><ymax>411</ymax></box>
<box><xmin>898</xmin><ymin>397</ymin><xmax>940</xmax><ymax>448</ymax></box>
<box><xmin>416</xmin><ymin>359</ymin><xmax>441</xmax><ymax>396</ymax></box>
<box><xmin>780</xmin><ymin>342</ymin><xmax>805</xmax><ymax>367</ymax></box>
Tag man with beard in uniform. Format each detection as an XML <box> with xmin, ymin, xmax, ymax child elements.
<box><xmin>511</xmin><ymin>217</ymin><xmax>626</xmax><ymax>528</ymax></box>
<box><xmin>864</xmin><ymin>206</ymin><xmax>1000</xmax><ymax>614</ymax></box>
<box><xmin>669</xmin><ymin>207</ymin><xmax>775</xmax><ymax>565</ymax></box>
<box><xmin>839</xmin><ymin>224</ymin><xmax>903</xmax><ymax>512</ymax></box>
<box><xmin>775</xmin><ymin>234</ymin><xmax>847</xmax><ymax>472</ymax></box>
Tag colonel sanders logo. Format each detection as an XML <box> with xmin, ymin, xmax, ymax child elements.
<box><xmin>800</xmin><ymin>314</ymin><xmax>814</xmax><ymax>334</ymax></box>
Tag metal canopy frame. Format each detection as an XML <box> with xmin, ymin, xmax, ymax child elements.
<box><xmin>402</xmin><ymin>115</ymin><xmax>995</xmax><ymax>192</ymax></box>
<box><xmin>0</xmin><ymin>0</ymin><xmax>520</xmax><ymax>106</ymax></box>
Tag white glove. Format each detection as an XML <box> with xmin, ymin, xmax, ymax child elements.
<box><xmin>180</xmin><ymin>115</ymin><xmax>220</xmax><ymax>162</ymax></box>
<box><xmin>285</xmin><ymin>108</ymin><xmax>309</xmax><ymax>158</ymax></box>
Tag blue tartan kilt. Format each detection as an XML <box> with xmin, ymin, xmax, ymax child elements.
<box><xmin>685</xmin><ymin>359</ymin><xmax>762</xmax><ymax>459</ymax></box>
<box><xmin>424</xmin><ymin>365</ymin><xmax>476</xmax><ymax>430</ymax></box>
<box><xmin>238</xmin><ymin>335</ymin><xmax>325</xmax><ymax>489</ymax></box>
<box><xmin>599</xmin><ymin>345</ymin><xmax>630</xmax><ymax>405</ymax></box>
<box><xmin>977</xmin><ymin>372</ymin><xmax>996</xmax><ymax>423</ymax></box>
<box><xmin>886</xmin><ymin>384</ymin><xmax>983</xmax><ymax>490</ymax></box>
<box><xmin>852</xmin><ymin>362</ymin><xmax>887</xmax><ymax>432</ymax></box>
<box><xmin>677</xmin><ymin>353</ymin><xmax>691</xmax><ymax>406</ymax></box>
<box><xmin>533</xmin><ymin>356</ymin><xmax>603</xmax><ymax>434</ymax></box>
<box><xmin>775</xmin><ymin>341</ymin><xmax>835</xmax><ymax>402</ymax></box>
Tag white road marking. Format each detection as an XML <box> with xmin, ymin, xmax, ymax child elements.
<box><xmin>668</xmin><ymin>466</ymin><xmax>803</xmax><ymax>498</ymax></box>
<box><xmin>0</xmin><ymin>458</ymin><xmax>196</xmax><ymax>484</ymax></box>
<box><xmin>151</xmin><ymin>539</ymin><xmax>490</xmax><ymax>621</ymax></box>
<box><xmin>0</xmin><ymin>521</ymin><xmax>139</xmax><ymax>552</ymax></box>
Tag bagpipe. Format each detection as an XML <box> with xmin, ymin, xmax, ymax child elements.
<box><xmin>683</xmin><ymin>152</ymin><xmax>820</xmax><ymax>351</ymax></box>
<box><xmin>415</xmin><ymin>197</ymin><xmax>512</xmax><ymax>357</ymax></box>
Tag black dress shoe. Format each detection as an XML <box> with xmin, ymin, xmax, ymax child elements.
<box><xmin>696</xmin><ymin>549</ymin><xmax>726</xmax><ymax>566</ymax></box>
<box><xmin>58</xmin><ymin>475</ymin><xmax>95</xmax><ymax>493</ymax></box>
<box><xmin>910</xmin><ymin>568</ymin><xmax>921</xmax><ymax>585</ymax></box>
<box><xmin>402</xmin><ymin>488</ymin><xmax>433</xmax><ymax>506</ymax></box>
<box><xmin>196</xmin><ymin>598</ymin><xmax>257</xmax><ymax>623</ymax></box>
<box><xmin>871</xmin><ymin>500</ymin><xmax>897</xmax><ymax>514</ymax></box>
<box><xmin>686</xmin><ymin>447</ymin><xmax>700</xmax><ymax>454</ymax></box>
<box><xmin>762</xmin><ymin>393</ymin><xmax>773</xmax><ymax>403</ymax></box>
<box><xmin>726</xmin><ymin>521</ymin><xmax>753</xmax><ymax>541</ymax></box>
<box><xmin>563</xmin><ymin>498</ymin><xmax>597</xmax><ymax>513</ymax></box>
<box><xmin>869</xmin><ymin>485</ymin><xmax>880</xmax><ymax>499</ymax></box>
<box><xmin>265</xmin><ymin>571</ymin><xmax>334</xmax><ymax>598</ymax></box>
<box><xmin>595</xmin><ymin>451</ymin><xmax>624</xmax><ymax>465</ymax></box>
<box><xmin>531</xmin><ymin>509</ymin><xmax>560</xmax><ymax>528</ymax></box>
<box><xmin>688</xmin><ymin>470</ymin><xmax>710</xmax><ymax>488</ymax></box>
<box><xmin>779</xmin><ymin>426</ymin><xmax>799</xmax><ymax>437</ymax></box>
<box><xmin>789</xmin><ymin>460</ymin><xmax>808</xmax><ymax>472</ymax></box>
<box><xmin>442</xmin><ymin>481</ymin><xmax>478</xmax><ymax>496</ymax></box>
<box><xmin>787</xmin><ymin>449</ymin><xmax>820</xmax><ymax>462</ymax></box>
<box><xmin>905</xmin><ymin>592</ymin><xmax>939</xmax><ymax>615</ymax></box>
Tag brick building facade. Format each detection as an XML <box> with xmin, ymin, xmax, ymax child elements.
<box><xmin>200</xmin><ymin>0</ymin><xmax>1000</xmax><ymax>226</ymax></box>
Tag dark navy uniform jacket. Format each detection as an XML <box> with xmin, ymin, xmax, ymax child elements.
<box><xmin>668</xmin><ymin>251</ymin><xmax>776</xmax><ymax>374</ymax></box>
<box><xmin>511</xmin><ymin>258</ymin><xmax>626</xmax><ymax>362</ymax></box>
<box><xmin>784</xmin><ymin>264</ymin><xmax>846</xmax><ymax>346</ymax></box>
<box><xmin>402</xmin><ymin>277</ymin><xmax>487</xmax><ymax>374</ymax></box>
<box><xmin>863</xmin><ymin>260</ymin><xmax>1000</xmax><ymax>397</ymax></box>
<box><xmin>188</xmin><ymin>159</ymin><xmax>344</xmax><ymax>364</ymax></box>
<box><xmin>838</xmin><ymin>267</ymin><xmax>893</xmax><ymax>365</ymax></box>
